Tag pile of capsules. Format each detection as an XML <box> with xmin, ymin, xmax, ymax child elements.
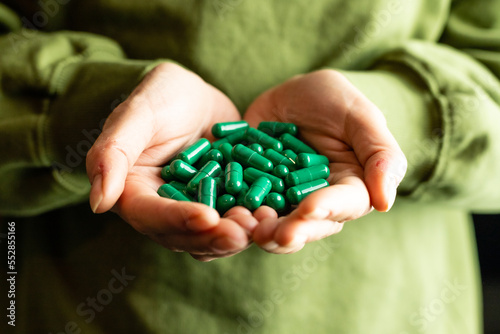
<box><xmin>157</xmin><ymin>121</ymin><xmax>331</xmax><ymax>215</ymax></box>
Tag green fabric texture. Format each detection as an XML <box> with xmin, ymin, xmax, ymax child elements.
<box><xmin>0</xmin><ymin>0</ymin><xmax>499</xmax><ymax>333</ymax></box>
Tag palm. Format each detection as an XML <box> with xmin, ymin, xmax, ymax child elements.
<box><xmin>244</xmin><ymin>70</ymin><xmax>406</xmax><ymax>253</ymax></box>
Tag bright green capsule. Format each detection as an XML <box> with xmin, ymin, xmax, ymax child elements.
<box><xmin>225</xmin><ymin>162</ymin><xmax>243</xmax><ymax>195</ymax></box>
<box><xmin>286</xmin><ymin>164</ymin><xmax>330</xmax><ymax>187</ymax></box>
<box><xmin>286</xmin><ymin>179</ymin><xmax>329</xmax><ymax>205</ymax></box>
<box><xmin>279</xmin><ymin>133</ymin><xmax>316</xmax><ymax>154</ymax></box>
<box><xmin>169</xmin><ymin>159</ymin><xmax>198</xmax><ymax>182</ymax></box>
<box><xmin>198</xmin><ymin>177</ymin><xmax>217</xmax><ymax>208</ymax></box>
<box><xmin>258</xmin><ymin>122</ymin><xmax>298</xmax><ymax>136</ymax></box>
<box><xmin>212</xmin><ymin>121</ymin><xmax>249</xmax><ymax>138</ymax></box>
<box><xmin>157</xmin><ymin>184</ymin><xmax>192</xmax><ymax>202</ymax></box>
<box><xmin>186</xmin><ymin>160</ymin><xmax>222</xmax><ymax>194</ymax></box>
<box><xmin>217</xmin><ymin>194</ymin><xmax>236</xmax><ymax>216</ymax></box>
<box><xmin>161</xmin><ymin>165</ymin><xmax>174</xmax><ymax>182</ymax></box>
<box><xmin>297</xmin><ymin>153</ymin><xmax>329</xmax><ymax>168</ymax></box>
<box><xmin>273</xmin><ymin>165</ymin><xmax>290</xmax><ymax>178</ymax></box>
<box><xmin>263</xmin><ymin>149</ymin><xmax>295</xmax><ymax>170</ymax></box>
<box><xmin>246</xmin><ymin>128</ymin><xmax>283</xmax><ymax>152</ymax></box>
<box><xmin>243</xmin><ymin>176</ymin><xmax>272</xmax><ymax>210</ymax></box>
<box><xmin>177</xmin><ymin>138</ymin><xmax>211</xmax><ymax>165</ymax></box>
<box><xmin>196</xmin><ymin>149</ymin><xmax>224</xmax><ymax>168</ymax></box>
<box><xmin>212</xmin><ymin>131</ymin><xmax>247</xmax><ymax>149</ymax></box>
<box><xmin>243</xmin><ymin>167</ymin><xmax>284</xmax><ymax>193</ymax></box>
<box><xmin>232</xmin><ymin>144</ymin><xmax>273</xmax><ymax>172</ymax></box>
<box><xmin>283</xmin><ymin>149</ymin><xmax>298</xmax><ymax>165</ymax></box>
<box><xmin>265</xmin><ymin>192</ymin><xmax>287</xmax><ymax>212</ymax></box>
<box><xmin>247</xmin><ymin>143</ymin><xmax>264</xmax><ymax>154</ymax></box>
<box><xmin>218</xmin><ymin>142</ymin><xmax>234</xmax><ymax>164</ymax></box>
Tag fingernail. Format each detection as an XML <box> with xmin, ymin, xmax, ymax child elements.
<box><xmin>211</xmin><ymin>237</ymin><xmax>247</xmax><ymax>251</ymax></box>
<box><xmin>385</xmin><ymin>176</ymin><xmax>398</xmax><ymax>212</ymax></box>
<box><xmin>89</xmin><ymin>174</ymin><xmax>103</xmax><ymax>213</ymax></box>
<box><xmin>303</xmin><ymin>207</ymin><xmax>330</xmax><ymax>220</ymax></box>
<box><xmin>261</xmin><ymin>240</ymin><xmax>280</xmax><ymax>251</ymax></box>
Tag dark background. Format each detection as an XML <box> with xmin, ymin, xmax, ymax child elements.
<box><xmin>473</xmin><ymin>214</ymin><xmax>500</xmax><ymax>334</ymax></box>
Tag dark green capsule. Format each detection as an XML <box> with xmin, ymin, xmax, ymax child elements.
<box><xmin>225</xmin><ymin>162</ymin><xmax>243</xmax><ymax>195</ymax></box>
<box><xmin>169</xmin><ymin>180</ymin><xmax>187</xmax><ymax>191</ymax></box>
<box><xmin>297</xmin><ymin>153</ymin><xmax>329</xmax><ymax>168</ymax></box>
<box><xmin>279</xmin><ymin>133</ymin><xmax>316</xmax><ymax>154</ymax></box>
<box><xmin>247</xmin><ymin>143</ymin><xmax>264</xmax><ymax>154</ymax></box>
<box><xmin>169</xmin><ymin>159</ymin><xmax>198</xmax><ymax>182</ymax></box>
<box><xmin>246</xmin><ymin>128</ymin><xmax>283</xmax><ymax>152</ymax></box>
<box><xmin>243</xmin><ymin>167</ymin><xmax>285</xmax><ymax>193</ymax></box>
<box><xmin>187</xmin><ymin>160</ymin><xmax>222</xmax><ymax>194</ymax></box>
<box><xmin>157</xmin><ymin>184</ymin><xmax>192</xmax><ymax>202</ymax></box>
<box><xmin>265</xmin><ymin>192</ymin><xmax>287</xmax><ymax>212</ymax></box>
<box><xmin>283</xmin><ymin>149</ymin><xmax>298</xmax><ymax>165</ymax></box>
<box><xmin>217</xmin><ymin>194</ymin><xmax>236</xmax><ymax>216</ymax></box>
<box><xmin>177</xmin><ymin>138</ymin><xmax>211</xmax><ymax>165</ymax></box>
<box><xmin>258</xmin><ymin>121</ymin><xmax>298</xmax><ymax>136</ymax></box>
<box><xmin>219</xmin><ymin>142</ymin><xmax>234</xmax><ymax>164</ymax></box>
<box><xmin>196</xmin><ymin>149</ymin><xmax>224</xmax><ymax>168</ymax></box>
<box><xmin>263</xmin><ymin>149</ymin><xmax>295</xmax><ymax>170</ymax></box>
<box><xmin>236</xmin><ymin>181</ymin><xmax>250</xmax><ymax>206</ymax></box>
<box><xmin>232</xmin><ymin>144</ymin><xmax>273</xmax><ymax>172</ymax></box>
<box><xmin>286</xmin><ymin>179</ymin><xmax>329</xmax><ymax>205</ymax></box>
<box><xmin>273</xmin><ymin>165</ymin><xmax>290</xmax><ymax>178</ymax></box>
<box><xmin>213</xmin><ymin>176</ymin><xmax>225</xmax><ymax>194</ymax></box>
<box><xmin>243</xmin><ymin>176</ymin><xmax>272</xmax><ymax>210</ymax></box>
<box><xmin>161</xmin><ymin>165</ymin><xmax>174</xmax><ymax>182</ymax></box>
<box><xmin>286</xmin><ymin>164</ymin><xmax>330</xmax><ymax>187</ymax></box>
<box><xmin>212</xmin><ymin>121</ymin><xmax>249</xmax><ymax>138</ymax></box>
<box><xmin>198</xmin><ymin>177</ymin><xmax>217</xmax><ymax>208</ymax></box>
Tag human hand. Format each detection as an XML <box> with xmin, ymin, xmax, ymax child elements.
<box><xmin>245</xmin><ymin>69</ymin><xmax>407</xmax><ymax>254</ymax></box>
<box><xmin>86</xmin><ymin>63</ymin><xmax>257</xmax><ymax>261</ymax></box>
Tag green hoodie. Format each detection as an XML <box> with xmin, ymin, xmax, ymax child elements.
<box><xmin>1</xmin><ymin>0</ymin><xmax>499</xmax><ymax>333</ymax></box>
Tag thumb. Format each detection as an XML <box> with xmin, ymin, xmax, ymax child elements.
<box><xmin>86</xmin><ymin>98</ymin><xmax>155</xmax><ymax>213</ymax></box>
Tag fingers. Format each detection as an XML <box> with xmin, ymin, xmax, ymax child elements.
<box><xmin>253</xmin><ymin>176</ymin><xmax>369</xmax><ymax>254</ymax></box>
<box><xmin>345</xmin><ymin>92</ymin><xmax>407</xmax><ymax>212</ymax></box>
<box><xmin>86</xmin><ymin>97</ymin><xmax>155</xmax><ymax>213</ymax></box>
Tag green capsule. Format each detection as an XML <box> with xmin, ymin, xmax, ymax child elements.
<box><xmin>286</xmin><ymin>164</ymin><xmax>330</xmax><ymax>187</ymax></box>
<box><xmin>212</xmin><ymin>121</ymin><xmax>249</xmax><ymax>138</ymax></box>
<box><xmin>217</xmin><ymin>194</ymin><xmax>236</xmax><ymax>216</ymax></box>
<box><xmin>196</xmin><ymin>149</ymin><xmax>224</xmax><ymax>168</ymax></box>
<box><xmin>225</xmin><ymin>162</ymin><xmax>243</xmax><ymax>195</ymax></box>
<box><xmin>279</xmin><ymin>133</ymin><xmax>316</xmax><ymax>154</ymax></box>
<box><xmin>213</xmin><ymin>176</ymin><xmax>225</xmax><ymax>194</ymax></box>
<box><xmin>219</xmin><ymin>142</ymin><xmax>234</xmax><ymax>164</ymax></box>
<box><xmin>286</xmin><ymin>179</ymin><xmax>329</xmax><ymax>205</ymax></box>
<box><xmin>186</xmin><ymin>160</ymin><xmax>222</xmax><ymax>194</ymax></box>
<box><xmin>157</xmin><ymin>184</ymin><xmax>192</xmax><ymax>202</ymax></box>
<box><xmin>245</xmin><ymin>128</ymin><xmax>283</xmax><ymax>152</ymax></box>
<box><xmin>263</xmin><ymin>149</ymin><xmax>295</xmax><ymax>170</ymax></box>
<box><xmin>232</xmin><ymin>144</ymin><xmax>274</xmax><ymax>172</ymax></box>
<box><xmin>283</xmin><ymin>149</ymin><xmax>298</xmax><ymax>165</ymax></box>
<box><xmin>161</xmin><ymin>165</ymin><xmax>174</xmax><ymax>182</ymax></box>
<box><xmin>273</xmin><ymin>165</ymin><xmax>290</xmax><ymax>178</ymax></box>
<box><xmin>243</xmin><ymin>176</ymin><xmax>272</xmax><ymax>210</ymax></box>
<box><xmin>247</xmin><ymin>143</ymin><xmax>264</xmax><ymax>154</ymax></box>
<box><xmin>297</xmin><ymin>153</ymin><xmax>329</xmax><ymax>168</ymax></box>
<box><xmin>169</xmin><ymin>159</ymin><xmax>198</xmax><ymax>182</ymax></box>
<box><xmin>265</xmin><ymin>192</ymin><xmax>287</xmax><ymax>212</ymax></box>
<box><xmin>169</xmin><ymin>180</ymin><xmax>187</xmax><ymax>191</ymax></box>
<box><xmin>236</xmin><ymin>181</ymin><xmax>250</xmax><ymax>206</ymax></box>
<box><xmin>243</xmin><ymin>167</ymin><xmax>284</xmax><ymax>193</ymax></box>
<box><xmin>177</xmin><ymin>138</ymin><xmax>211</xmax><ymax>165</ymax></box>
<box><xmin>198</xmin><ymin>177</ymin><xmax>217</xmax><ymax>208</ymax></box>
<box><xmin>258</xmin><ymin>121</ymin><xmax>298</xmax><ymax>137</ymax></box>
